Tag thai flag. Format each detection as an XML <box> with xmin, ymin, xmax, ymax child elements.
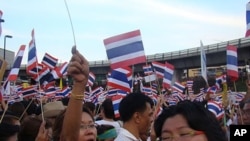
<box><xmin>152</xmin><ymin>61</ymin><xmax>165</xmax><ymax>78</ymax></box>
<box><xmin>28</xmin><ymin>64</ymin><xmax>43</xmax><ymax>77</ymax></box>
<box><xmin>172</xmin><ymin>81</ymin><xmax>185</xmax><ymax>94</ymax></box>
<box><xmin>200</xmin><ymin>41</ymin><xmax>207</xmax><ymax>83</ymax></box>
<box><xmin>186</xmin><ymin>80</ymin><xmax>193</xmax><ymax>88</ymax></box>
<box><xmin>193</xmin><ymin>92</ymin><xmax>204</xmax><ymax>102</ymax></box>
<box><xmin>90</xmin><ymin>86</ymin><xmax>104</xmax><ymax>97</ymax></box>
<box><xmin>226</xmin><ymin>45</ymin><xmax>238</xmax><ymax>81</ymax></box>
<box><xmin>215</xmin><ymin>74</ymin><xmax>226</xmax><ymax>89</ymax></box>
<box><xmin>206</xmin><ymin>85</ymin><xmax>218</xmax><ymax>94</ymax></box>
<box><xmin>116</xmin><ymin>90</ymin><xmax>128</xmax><ymax>97</ymax></box>
<box><xmin>162</xmin><ymin>62</ymin><xmax>174</xmax><ymax>88</ymax></box>
<box><xmin>246</xmin><ymin>2</ymin><xmax>250</xmax><ymax>37</ymax></box>
<box><xmin>21</xmin><ymin>86</ymin><xmax>37</xmax><ymax>98</ymax></box>
<box><xmin>207</xmin><ymin>100</ymin><xmax>224</xmax><ymax>120</ymax></box>
<box><xmin>33</xmin><ymin>66</ymin><xmax>50</xmax><ymax>82</ymax></box>
<box><xmin>107</xmin><ymin>88</ymin><xmax>120</xmax><ymax>97</ymax></box>
<box><xmin>112</xmin><ymin>95</ymin><xmax>124</xmax><ymax>118</ymax></box>
<box><xmin>141</xmin><ymin>86</ymin><xmax>152</xmax><ymax>94</ymax></box>
<box><xmin>103</xmin><ymin>30</ymin><xmax>146</xmax><ymax>69</ymax></box>
<box><xmin>44</xmin><ymin>86</ymin><xmax>57</xmax><ymax>97</ymax></box>
<box><xmin>235</xmin><ymin>92</ymin><xmax>245</xmax><ymax>102</ymax></box>
<box><xmin>7</xmin><ymin>45</ymin><xmax>26</xmax><ymax>81</ymax></box>
<box><xmin>108</xmin><ymin>67</ymin><xmax>132</xmax><ymax>92</ymax></box>
<box><xmin>0</xmin><ymin>10</ymin><xmax>3</xmax><ymax>37</ymax></box>
<box><xmin>51</xmin><ymin>62</ymin><xmax>68</xmax><ymax>79</ymax></box>
<box><xmin>88</xmin><ymin>72</ymin><xmax>96</xmax><ymax>86</ymax></box>
<box><xmin>143</xmin><ymin>65</ymin><xmax>153</xmax><ymax>75</ymax></box>
<box><xmin>27</xmin><ymin>29</ymin><xmax>38</xmax><ymax>76</ymax></box>
<box><xmin>57</xmin><ymin>86</ymin><xmax>71</xmax><ymax>97</ymax></box>
<box><xmin>41</xmin><ymin>53</ymin><xmax>58</xmax><ymax>69</ymax></box>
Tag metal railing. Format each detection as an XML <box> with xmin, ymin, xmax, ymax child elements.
<box><xmin>17</xmin><ymin>37</ymin><xmax>250</xmax><ymax>69</ymax></box>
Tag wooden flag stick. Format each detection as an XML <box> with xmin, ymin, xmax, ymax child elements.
<box><xmin>19</xmin><ymin>98</ymin><xmax>34</xmax><ymax>121</ymax></box>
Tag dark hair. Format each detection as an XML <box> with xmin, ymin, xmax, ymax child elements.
<box><xmin>18</xmin><ymin>115</ymin><xmax>52</xmax><ymax>141</ymax></box>
<box><xmin>53</xmin><ymin>109</ymin><xmax>66</xmax><ymax>141</ymax></box>
<box><xmin>0</xmin><ymin>115</ymin><xmax>20</xmax><ymax>141</ymax></box>
<box><xmin>119</xmin><ymin>93</ymin><xmax>154</xmax><ymax>122</ymax></box>
<box><xmin>53</xmin><ymin>107</ymin><xmax>94</xmax><ymax>141</ymax></box>
<box><xmin>8</xmin><ymin>101</ymin><xmax>26</xmax><ymax>119</ymax></box>
<box><xmin>154</xmin><ymin>100</ymin><xmax>226</xmax><ymax>141</ymax></box>
<box><xmin>83</xmin><ymin>101</ymin><xmax>96</xmax><ymax>115</ymax></box>
<box><xmin>101</xmin><ymin>98</ymin><xmax>115</xmax><ymax>119</ymax></box>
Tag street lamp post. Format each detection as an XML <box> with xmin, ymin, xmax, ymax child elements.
<box><xmin>4</xmin><ymin>35</ymin><xmax>12</xmax><ymax>60</ymax></box>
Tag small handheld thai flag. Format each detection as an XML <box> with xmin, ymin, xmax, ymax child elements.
<box><xmin>207</xmin><ymin>100</ymin><xmax>224</xmax><ymax>120</ymax></box>
<box><xmin>162</xmin><ymin>62</ymin><xmax>174</xmax><ymax>88</ymax></box>
<box><xmin>143</xmin><ymin>65</ymin><xmax>153</xmax><ymax>75</ymax></box>
<box><xmin>152</xmin><ymin>61</ymin><xmax>165</xmax><ymax>78</ymax></box>
<box><xmin>112</xmin><ymin>95</ymin><xmax>123</xmax><ymax>119</ymax></box>
<box><xmin>104</xmin><ymin>30</ymin><xmax>146</xmax><ymax>69</ymax></box>
<box><xmin>7</xmin><ymin>45</ymin><xmax>26</xmax><ymax>81</ymax></box>
<box><xmin>27</xmin><ymin>29</ymin><xmax>38</xmax><ymax>76</ymax></box>
<box><xmin>172</xmin><ymin>81</ymin><xmax>185</xmax><ymax>94</ymax></box>
<box><xmin>41</xmin><ymin>53</ymin><xmax>58</xmax><ymax>69</ymax></box>
<box><xmin>226</xmin><ymin>45</ymin><xmax>238</xmax><ymax>81</ymax></box>
<box><xmin>88</xmin><ymin>72</ymin><xmax>96</xmax><ymax>86</ymax></box>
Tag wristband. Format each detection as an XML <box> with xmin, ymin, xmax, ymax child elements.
<box><xmin>71</xmin><ymin>93</ymin><xmax>84</xmax><ymax>101</ymax></box>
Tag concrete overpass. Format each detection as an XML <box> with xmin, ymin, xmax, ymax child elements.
<box><xmin>4</xmin><ymin>37</ymin><xmax>250</xmax><ymax>83</ymax></box>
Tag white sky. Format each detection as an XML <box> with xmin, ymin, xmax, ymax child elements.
<box><xmin>0</xmin><ymin>0</ymin><xmax>249</xmax><ymax>64</ymax></box>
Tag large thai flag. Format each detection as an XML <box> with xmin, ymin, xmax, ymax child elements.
<box><xmin>27</xmin><ymin>29</ymin><xmax>38</xmax><ymax>76</ymax></box>
<box><xmin>41</xmin><ymin>53</ymin><xmax>58</xmax><ymax>69</ymax></box>
<box><xmin>103</xmin><ymin>30</ymin><xmax>146</xmax><ymax>69</ymax></box>
<box><xmin>162</xmin><ymin>62</ymin><xmax>174</xmax><ymax>88</ymax></box>
<box><xmin>246</xmin><ymin>2</ymin><xmax>250</xmax><ymax>37</ymax></box>
<box><xmin>7</xmin><ymin>45</ymin><xmax>26</xmax><ymax>81</ymax></box>
<box><xmin>226</xmin><ymin>45</ymin><xmax>238</xmax><ymax>81</ymax></box>
<box><xmin>0</xmin><ymin>10</ymin><xmax>3</xmax><ymax>37</ymax></box>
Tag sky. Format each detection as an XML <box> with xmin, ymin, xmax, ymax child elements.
<box><xmin>0</xmin><ymin>0</ymin><xmax>249</xmax><ymax>65</ymax></box>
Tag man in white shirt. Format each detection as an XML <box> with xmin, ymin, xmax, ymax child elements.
<box><xmin>115</xmin><ymin>93</ymin><xmax>154</xmax><ymax>141</ymax></box>
<box><xmin>95</xmin><ymin>98</ymin><xmax>121</xmax><ymax>134</ymax></box>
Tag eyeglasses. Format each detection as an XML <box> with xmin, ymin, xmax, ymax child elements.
<box><xmin>80</xmin><ymin>123</ymin><xmax>96</xmax><ymax>130</ymax></box>
<box><xmin>161</xmin><ymin>130</ymin><xmax>204</xmax><ymax>141</ymax></box>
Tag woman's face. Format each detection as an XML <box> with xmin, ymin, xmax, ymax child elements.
<box><xmin>78</xmin><ymin>112</ymin><xmax>97</xmax><ymax>141</ymax></box>
<box><xmin>161</xmin><ymin>114</ymin><xmax>208</xmax><ymax>141</ymax></box>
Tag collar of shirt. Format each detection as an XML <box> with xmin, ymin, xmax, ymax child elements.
<box><xmin>115</xmin><ymin>128</ymin><xmax>142</xmax><ymax>141</ymax></box>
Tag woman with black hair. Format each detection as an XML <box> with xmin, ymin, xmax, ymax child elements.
<box><xmin>154</xmin><ymin>100</ymin><xmax>227</xmax><ymax>141</ymax></box>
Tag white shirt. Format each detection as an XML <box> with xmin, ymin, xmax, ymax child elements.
<box><xmin>95</xmin><ymin>119</ymin><xmax>121</xmax><ymax>134</ymax></box>
<box><xmin>114</xmin><ymin>128</ymin><xmax>142</xmax><ymax>141</ymax></box>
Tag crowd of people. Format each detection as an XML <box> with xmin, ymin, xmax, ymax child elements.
<box><xmin>0</xmin><ymin>47</ymin><xmax>250</xmax><ymax>141</ymax></box>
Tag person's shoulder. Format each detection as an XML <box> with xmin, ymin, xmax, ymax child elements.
<box><xmin>95</xmin><ymin>119</ymin><xmax>104</xmax><ymax>124</ymax></box>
